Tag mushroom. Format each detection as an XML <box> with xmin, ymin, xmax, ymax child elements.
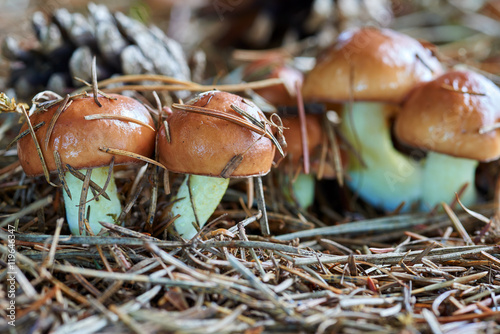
<box><xmin>157</xmin><ymin>90</ymin><xmax>275</xmax><ymax>239</ymax></box>
<box><xmin>395</xmin><ymin>70</ymin><xmax>500</xmax><ymax>209</ymax></box>
<box><xmin>17</xmin><ymin>94</ymin><xmax>156</xmax><ymax>235</ymax></box>
<box><xmin>280</xmin><ymin>113</ymin><xmax>345</xmax><ymax>208</ymax></box>
<box><xmin>302</xmin><ymin>27</ymin><xmax>442</xmax><ymax>211</ymax></box>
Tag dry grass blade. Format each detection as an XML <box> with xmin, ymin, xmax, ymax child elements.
<box><xmin>440</xmin><ymin>83</ymin><xmax>485</xmax><ymax>95</ymax></box>
<box><xmin>324</xmin><ymin>114</ymin><xmax>344</xmax><ymax>186</ymax></box>
<box><xmin>255</xmin><ymin>176</ymin><xmax>270</xmax><ymax>236</ymax></box>
<box><xmin>163</xmin><ymin>120</ymin><xmax>171</xmax><ymax>143</ymax></box>
<box><xmin>40</xmin><ymin>217</ymin><xmax>64</xmax><ymax>269</ymax></box>
<box><xmin>5</xmin><ymin>121</ymin><xmax>45</xmax><ymax>150</ymax></box>
<box><xmin>99</xmin><ymin>221</ymin><xmax>160</xmax><ymax>240</ymax></box>
<box><xmin>227</xmin><ymin>254</ymin><xmax>293</xmax><ymax>316</ymax></box>
<box><xmin>92</xmin><ymin>56</ymin><xmax>102</xmax><ymax>107</ymax></box>
<box><xmin>0</xmin><ymin>195</ymin><xmax>53</xmax><ymax>228</ymax></box>
<box><xmin>411</xmin><ymin>272</ymin><xmax>488</xmax><ymax>295</ymax></box>
<box><xmin>442</xmin><ymin>202</ymin><xmax>474</xmax><ymax>245</ymax></box>
<box><xmin>78</xmin><ymin>169</ymin><xmax>92</xmax><ymax>235</ymax></box>
<box><xmin>479</xmin><ymin>122</ymin><xmax>500</xmax><ymax>134</ymax></box>
<box><xmin>44</xmin><ymin>94</ymin><xmax>71</xmax><ymax>151</ymax></box>
<box><xmin>163</xmin><ymin>169</ymin><xmax>171</xmax><ymax>195</ymax></box>
<box><xmin>84</xmin><ymin>114</ymin><xmax>156</xmax><ymax>131</ymax></box>
<box><xmin>230</xmin><ymin>104</ymin><xmax>284</xmax><ymax>157</ymax></box>
<box><xmin>147</xmin><ymin>165</ymin><xmax>159</xmax><ymax>232</ymax></box>
<box><xmin>456</xmin><ymin>194</ymin><xmax>490</xmax><ymax>223</ymax></box>
<box><xmin>220</xmin><ymin>154</ymin><xmax>244</xmax><ymax>178</ymax></box>
<box><xmin>20</xmin><ymin>105</ymin><xmax>58</xmax><ymax>187</ymax></box>
<box><xmin>295</xmin><ymin>81</ymin><xmax>310</xmax><ymax>174</ymax></box>
<box><xmin>99</xmin><ymin>146</ymin><xmax>166</xmax><ymax>169</ymax></box>
<box><xmin>278</xmin><ymin>265</ymin><xmax>343</xmax><ymax>294</ymax></box>
<box><xmin>98</xmin><ymin>78</ymin><xmax>284</xmax><ymax>94</ymax></box>
<box><xmin>422</xmin><ymin>308</ymin><xmax>444</xmax><ymax>334</ymax></box>
<box><xmin>80</xmin><ymin>158</ymin><xmax>115</xmax><ymax>205</ymax></box>
<box><xmin>66</xmin><ymin>164</ymin><xmax>110</xmax><ymax>200</ymax></box>
<box><xmin>54</xmin><ymin>150</ymin><xmax>71</xmax><ymax>200</ymax></box>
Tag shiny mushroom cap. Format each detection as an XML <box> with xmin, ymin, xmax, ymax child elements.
<box><xmin>395</xmin><ymin>70</ymin><xmax>500</xmax><ymax>162</ymax></box>
<box><xmin>157</xmin><ymin>90</ymin><xmax>275</xmax><ymax>178</ymax></box>
<box><xmin>302</xmin><ymin>27</ymin><xmax>442</xmax><ymax>104</ymax></box>
<box><xmin>17</xmin><ymin>94</ymin><xmax>156</xmax><ymax>176</ymax></box>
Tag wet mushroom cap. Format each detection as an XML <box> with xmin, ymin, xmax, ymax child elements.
<box><xmin>157</xmin><ymin>91</ymin><xmax>275</xmax><ymax>177</ymax></box>
<box><xmin>395</xmin><ymin>70</ymin><xmax>500</xmax><ymax>162</ymax></box>
<box><xmin>17</xmin><ymin>94</ymin><xmax>156</xmax><ymax>176</ymax></box>
<box><xmin>302</xmin><ymin>27</ymin><xmax>442</xmax><ymax>104</ymax></box>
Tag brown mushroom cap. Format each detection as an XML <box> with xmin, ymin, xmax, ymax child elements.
<box><xmin>282</xmin><ymin>114</ymin><xmax>323</xmax><ymax>164</ymax></box>
<box><xmin>302</xmin><ymin>27</ymin><xmax>442</xmax><ymax>104</ymax></box>
<box><xmin>280</xmin><ymin>114</ymin><xmax>347</xmax><ymax>178</ymax></box>
<box><xmin>17</xmin><ymin>94</ymin><xmax>156</xmax><ymax>176</ymax></box>
<box><xmin>157</xmin><ymin>91</ymin><xmax>275</xmax><ymax>177</ymax></box>
<box><xmin>395</xmin><ymin>70</ymin><xmax>500</xmax><ymax>162</ymax></box>
<box><xmin>249</xmin><ymin>63</ymin><xmax>303</xmax><ymax>107</ymax></box>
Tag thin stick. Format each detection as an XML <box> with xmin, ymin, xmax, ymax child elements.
<box><xmin>99</xmin><ymin>146</ymin><xmax>166</xmax><ymax>169</ymax></box>
<box><xmin>66</xmin><ymin>164</ymin><xmax>110</xmax><ymax>200</ymax></box>
<box><xmin>20</xmin><ymin>105</ymin><xmax>58</xmax><ymax>187</ymax></box>
<box><xmin>92</xmin><ymin>56</ymin><xmax>102</xmax><ymax>107</ymax></box>
<box><xmin>78</xmin><ymin>169</ymin><xmax>92</xmax><ymax>235</ymax></box>
<box><xmin>442</xmin><ymin>202</ymin><xmax>474</xmax><ymax>245</ymax></box>
<box><xmin>54</xmin><ymin>150</ymin><xmax>71</xmax><ymax>200</ymax></box>
<box><xmin>45</xmin><ymin>94</ymin><xmax>71</xmax><ymax>151</ymax></box>
<box><xmin>6</xmin><ymin>121</ymin><xmax>45</xmax><ymax>150</ymax></box>
<box><xmin>295</xmin><ymin>81</ymin><xmax>310</xmax><ymax>174</ymax></box>
<box><xmin>411</xmin><ymin>272</ymin><xmax>488</xmax><ymax>295</ymax></box>
<box><xmin>255</xmin><ymin>176</ymin><xmax>270</xmax><ymax>236</ymax></box>
<box><xmin>84</xmin><ymin>114</ymin><xmax>155</xmax><ymax>131</ymax></box>
<box><xmin>98</xmin><ymin>78</ymin><xmax>284</xmax><ymax>93</ymax></box>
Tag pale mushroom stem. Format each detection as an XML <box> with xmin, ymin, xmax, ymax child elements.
<box><xmin>172</xmin><ymin>174</ymin><xmax>230</xmax><ymax>239</ymax></box>
<box><xmin>63</xmin><ymin>166</ymin><xmax>121</xmax><ymax>235</ymax></box>
<box><xmin>341</xmin><ymin>102</ymin><xmax>422</xmax><ymax>211</ymax></box>
<box><xmin>285</xmin><ymin>173</ymin><xmax>316</xmax><ymax>209</ymax></box>
<box><xmin>421</xmin><ymin>151</ymin><xmax>478</xmax><ymax>210</ymax></box>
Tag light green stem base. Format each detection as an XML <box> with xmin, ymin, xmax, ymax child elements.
<box><xmin>421</xmin><ymin>152</ymin><xmax>478</xmax><ymax>210</ymax></box>
<box><xmin>284</xmin><ymin>173</ymin><xmax>316</xmax><ymax>209</ymax></box>
<box><xmin>341</xmin><ymin>102</ymin><xmax>422</xmax><ymax>212</ymax></box>
<box><xmin>173</xmin><ymin>175</ymin><xmax>230</xmax><ymax>239</ymax></box>
<box><xmin>63</xmin><ymin>167</ymin><xmax>121</xmax><ymax>235</ymax></box>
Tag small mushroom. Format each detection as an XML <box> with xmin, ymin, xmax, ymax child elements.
<box><xmin>280</xmin><ymin>114</ymin><xmax>346</xmax><ymax>208</ymax></box>
<box><xmin>395</xmin><ymin>70</ymin><xmax>500</xmax><ymax>210</ymax></box>
<box><xmin>17</xmin><ymin>94</ymin><xmax>156</xmax><ymax>235</ymax></box>
<box><xmin>157</xmin><ymin>90</ymin><xmax>275</xmax><ymax>239</ymax></box>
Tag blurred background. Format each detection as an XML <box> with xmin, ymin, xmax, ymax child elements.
<box><xmin>1</xmin><ymin>0</ymin><xmax>500</xmax><ymax>100</ymax></box>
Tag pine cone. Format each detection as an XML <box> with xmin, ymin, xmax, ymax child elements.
<box><xmin>1</xmin><ymin>3</ymin><xmax>190</xmax><ymax>102</ymax></box>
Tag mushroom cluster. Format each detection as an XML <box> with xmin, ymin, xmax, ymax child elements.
<box><xmin>300</xmin><ymin>26</ymin><xmax>500</xmax><ymax>212</ymax></box>
<box><xmin>395</xmin><ymin>70</ymin><xmax>500</xmax><ymax>210</ymax></box>
<box><xmin>302</xmin><ymin>27</ymin><xmax>443</xmax><ymax>212</ymax></box>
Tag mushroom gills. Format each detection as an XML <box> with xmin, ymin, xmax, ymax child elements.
<box><xmin>341</xmin><ymin>102</ymin><xmax>422</xmax><ymax>212</ymax></box>
<box><xmin>421</xmin><ymin>151</ymin><xmax>478</xmax><ymax>210</ymax></box>
<box><xmin>63</xmin><ymin>166</ymin><xmax>121</xmax><ymax>235</ymax></box>
<box><xmin>172</xmin><ymin>175</ymin><xmax>230</xmax><ymax>239</ymax></box>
